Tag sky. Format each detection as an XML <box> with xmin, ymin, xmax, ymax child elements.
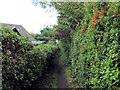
<box><xmin>0</xmin><ymin>0</ymin><xmax>58</xmax><ymax>34</ymax></box>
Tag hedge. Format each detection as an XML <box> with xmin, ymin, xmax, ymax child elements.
<box><xmin>53</xmin><ymin>2</ymin><xmax>119</xmax><ymax>88</ymax></box>
<box><xmin>2</xmin><ymin>26</ymin><xmax>58</xmax><ymax>89</ymax></box>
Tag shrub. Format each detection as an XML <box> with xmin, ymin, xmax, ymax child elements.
<box><xmin>2</xmin><ymin>26</ymin><xmax>58</xmax><ymax>89</ymax></box>
<box><xmin>52</xmin><ymin>2</ymin><xmax>119</xmax><ymax>88</ymax></box>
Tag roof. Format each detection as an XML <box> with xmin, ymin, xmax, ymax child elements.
<box><xmin>0</xmin><ymin>23</ymin><xmax>36</xmax><ymax>41</ymax></box>
<box><xmin>32</xmin><ymin>41</ymin><xmax>46</xmax><ymax>44</ymax></box>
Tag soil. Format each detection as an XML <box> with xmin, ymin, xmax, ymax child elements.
<box><xmin>55</xmin><ymin>57</ymin><xmax>68</xmax><ymax>88</ymax></box>
<box><xmin>32</xmin><ymin>55</ymin><xmax>69</xmax><ymax>88</ymax></box>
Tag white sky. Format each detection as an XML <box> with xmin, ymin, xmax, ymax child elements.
<box><xmin>0</xmin><ymin>0</ymin><xmax>58</xmax><ymax>34</ymax></box>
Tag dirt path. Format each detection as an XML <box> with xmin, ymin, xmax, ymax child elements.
<box><xmin>34</xmin><ymin>55</ymin><xmax>69</xmax><ymax>88</ymax></box>
<box><xmin>56</xmin><ymin>57</ymin><xmax>68</xmax><ymax>88</ymax></box>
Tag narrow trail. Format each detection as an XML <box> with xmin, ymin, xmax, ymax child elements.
<box><xmin>55</xmin><ymin>57</ymin><xmax>68</xmax><ymax>88</ymax></box>
<box><xmin>34</xmin><ymin>55</ymin><xmax>69</xmax><ymax>88</ymax></box>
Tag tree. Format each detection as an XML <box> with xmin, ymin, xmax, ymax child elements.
<box><xmin>40</xmin><ymin>26</ymin><xmax>52</xmax><ymax>37</ymax></box>
<box><xmin>31</xmin><ymin>26</ymin><xmax>56</xmax><ymax>41</ymax></box>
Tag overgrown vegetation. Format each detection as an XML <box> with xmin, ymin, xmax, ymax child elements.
<box><xmin>31</xmin><ymin>26</ymin><xmax>56</xmax><ymax>41</ymax></box>
<box><xmin>1</xmin><ymin>1</ymin><xmax>120</xmax><ymax>89</ymax></box>
<box><xmin>39</xmin><ymin>2</ymin><xmax>119</xmax><ymax>88</ymax></box>
<box><xmin>2</xmin><ymin>26</ymin><xmax>58</xmax><ymax>89</ymax></box>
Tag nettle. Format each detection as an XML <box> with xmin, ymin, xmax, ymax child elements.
<box><xmin>52</xmin><ymin>2</ymin><xmax>119</xmax><ymax>88</ymax></box>
<box><xmin>2</xmin><ymin>26</ymin><xmax>58</xmax><ymax>89</ymax></box>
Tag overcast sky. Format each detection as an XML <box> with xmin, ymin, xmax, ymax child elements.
<box><xmin>0</xmin><ymin>0</ymin><xmax>58</xmax><ymax>34</ymax></box>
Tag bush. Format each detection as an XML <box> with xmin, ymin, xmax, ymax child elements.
<box><xmin>2</xmin><ymin>26</ymin><xmax>58</xmax><ymax>89</ymax></box>
<box><xmin>36</xmin><ymin>36</ymin><xmax>51</xmax><ymax>41</ymax></box>
<box><xmin>53</xmin><ymin>2</ymin><xmax>119</xmax><ymax>88</ymax></box>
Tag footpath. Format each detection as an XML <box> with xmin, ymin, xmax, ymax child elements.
<box><xmin>56</xmin><ymin>57</ymin><xmax>68</xmax><ymax>88</ymax></box>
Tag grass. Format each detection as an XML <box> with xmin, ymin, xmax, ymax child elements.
<box><xmin>64</xmin><ymin>67</ymin><xmax>80</xmax><ymax>88</ymax></box>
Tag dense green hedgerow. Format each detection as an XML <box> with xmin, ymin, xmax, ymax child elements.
<box><xmin>2</xmin><ymin>26</ymin><xmax>58</xmax><ymax>89</ymax></box>
<box><xmin>53</xmin><ymin>2</ymin><xmax>120</xmax><ymax>88</ymax></box>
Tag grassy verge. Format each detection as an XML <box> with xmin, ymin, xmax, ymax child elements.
<box><xmin>64</xmin><ymin>67</ymin><xmax>80</xmax><ymax>88</ymax></box>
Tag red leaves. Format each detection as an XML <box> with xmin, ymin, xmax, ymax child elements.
<box><xmin>100</xmin><ymin>12</ymin><xmax>104</xmax><ymax>15</ymax></box>
<box><xmin>68</xmin><ymin>16</ymin><xmax>70</xmax><ymax>18</ymax></box>
<box><xmin>96</xmin><ymin>34</ymin><xmax>98</xmax><ymax>36</ymax></box>
<box><xmin>91</xmin><ymin>22</ymin><xmax>96</xmax><ymax>26</ymax></box>
<box><xmin>99</xmin><ymin>16</ymin><xmax>103</xmax><ymax>21</ymax></box>
<box><xmin>100</xmin><ymin>8</ymin><xmax>103</xmax><ymax>10</ymax></box>
<box><xmin>106</xmin><ymin>35</ymin><xmax>109</xmax><ymax>37</ymax></box>
<box><xmin>93</xmin><ymin>5</ymin><xmax>96</xmax><ymax>7</ymax></box>
<box><xmin>91</xmin><ymin>28</ymin><xmax>93</xmax><ymax>31</ymax></box>
<box><xmin>112</xmin><ymin>86</ymin><xmax>116</xmax><ymax>88</ymax></box>
<box><xmin>81</xmin><ymin>43</ymin><xmax>83</xmax><ymax>49</ymax></box>
<box><xmin>103</xmin><ymin>6</ymin><xmax>106</xmax><ymax>10</ymax></box>
<box><xmin>93</xmin><ymin>20</ymin><xmax>96</xmax><ymax>23</ymax></box>
<box><xmin>94</xmin><ymin>60</ymin><xmax>97</xmax><ymax>62</ymax></box>
<box><xmin>97</xmin><ymin>10</ymin><xmax>101</xmax><ymax>14</ymax></box>
<box><xmin>107</xmin><ymin>11</ymin><xmax>110</xmax><ymax>14</ymax></box>
<box><xmin>84</xmin><ymin>26</ymin><xmax>87</xmax><ymax>30</ymax></box>
<box><xmin>82</xmin><ymin>25</ymin><xmax>87</xmax><ymax>30</ymax></box>
<box><xmin>93</xmin><ymin>13</ymin><xmax>98</xmax><ymax>19</ymax></box>
<box><xmin>81</xmin><ymin>30</ymin><xmax>83</xmax><ymax>32</ymax></box>
<box><xmin>93</xmin><ymin>16</ymin><xmax>97</xmax><ymax>19</ymax></box>
<box><xmin>92</xmin><ymin>10</ymin><xmax>103</xmax><ymax>22</ymax></box>
<box><xmin>91</xmin><ymin>20</ymin><xmax>97</xmax><ymax>26</ymax></box>
<box><xmin>107</xmin><ymin>8</ymin><xmax>111</xmax><ymax>14</ymax></box>
<box><xmin>82</xmin><ymin>25</ymin><xmax>85</xmax><ymax>28</ymax></box>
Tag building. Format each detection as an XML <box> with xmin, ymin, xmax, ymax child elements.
<box><xmin>0</xmin><ymin>23</ymin><xmax>36</xmax><ymax>41</ymax></box>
